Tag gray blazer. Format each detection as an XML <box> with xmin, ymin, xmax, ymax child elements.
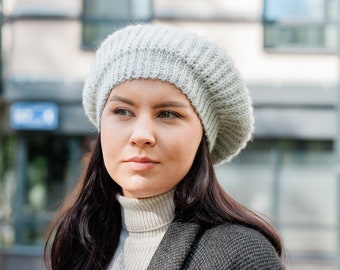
<box><xmin>147</xmin><ymin>221</ymin><xmax>285</xmax><ymax>270</ymax></box>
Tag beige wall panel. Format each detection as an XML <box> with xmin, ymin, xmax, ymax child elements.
<box><xmin>4</xmin><ymin>20</ymin><xmax>94</xmax><ymax>79</ymax></box>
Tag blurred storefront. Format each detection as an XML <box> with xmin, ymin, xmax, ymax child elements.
<box><xmin>0</xmin><ymin>0</ymin><xmax>338</xmax><ymax>269</ymax></box>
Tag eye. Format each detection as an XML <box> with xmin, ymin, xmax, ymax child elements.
<box><xmin>157</xmin><ymin>111</ymin><xmax>181</xmax><ymax>119</ymax></box>
<box><xmin>113</xmin><ymin>108</ymin><xmax>134</xmax><ymax>117</ymax></box>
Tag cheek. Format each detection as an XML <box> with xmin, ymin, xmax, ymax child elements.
<box><xmin>171</xmin><ymin>129</ymin><xmax>202</xmax><ymax>163</ymax></box>
<box><xmin>100</xmin><ymin>127</ymin><xmax>120</xmax><ymax>165</ymax></box>
<box><xmin>167</xmin><ymin>139</ymin><xmax>201</xmax><ymax>184</ymax></box>
<box><xmin>100</xmin><ymin>118</ymin><xmax>122</xmax><ymax>150</ymax></box>
<box><xmin>100</xmin><ymin>131</ymin><xmax>122</xmax><ymax>183</ymax></box>
<box><xmin>100</xmin><ymin>127</ymin><xmax>112</xmax><ymax>153</ymax></box>
<box><xmin>100</xmin><ymin>132</ymin><xmax>111</xmax><ymax>167</ymax></box>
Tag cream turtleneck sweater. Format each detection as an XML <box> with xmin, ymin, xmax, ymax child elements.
<box><xmin>109</xmin><ymin>189</ymin><xmax>175</xmax><ymax>270</ymax></box>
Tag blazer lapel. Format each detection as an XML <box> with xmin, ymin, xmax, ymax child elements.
<box><xmin>147</xmin><ymin>221</ymin><xmax>202</xmax><ymax>270</ymax></box>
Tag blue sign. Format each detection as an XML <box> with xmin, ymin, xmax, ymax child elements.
<box><xmin>10</xmin><ymin>102</ymin><xmax>59</xmax><ymax>130</ymax></box>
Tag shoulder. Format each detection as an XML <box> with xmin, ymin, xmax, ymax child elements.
<box><xmin>200</xmin><ymin>223</ymin><xmax>275</xmax><ymax>251</ymax></box>
<box><xmin>204</xmin><ymin>222</ymin><xmax>272</xmax><ymax>246</ymax></box>
<box><xmin>188</xmin><ymin>223</ymin><xmax>285</xmax><ymax>269</ymax></box>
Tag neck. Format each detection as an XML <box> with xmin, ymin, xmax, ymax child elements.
<box><xmin>117</xmin><ymin>189</ymin><xmax>175</xmax><ymax>234</ymax></box>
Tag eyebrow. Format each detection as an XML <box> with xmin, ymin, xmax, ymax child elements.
<box><xmin>108</xmin><ymin>96</ymin><xmax>134</xmax><ymax>106</ymax></box>
<box><xmin>154</xmin><ymin>101</ymin><xmax>189</xmax><ymax>109</ymax></box>
<box><xmin>109</xmin><ymin>95</ymin><xmax>189</xmax><ymax>109</ymax></box>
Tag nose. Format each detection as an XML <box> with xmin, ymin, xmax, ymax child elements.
<box><xmin>129</xmin><ymin>117</ymin><xmax>156</xmax><ymax>147</ymax></box>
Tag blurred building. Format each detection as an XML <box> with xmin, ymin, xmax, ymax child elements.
<box><xmin>0</xmin><ymin>0</ymin><xmax>337</xmax><ymax>269</ymax></box>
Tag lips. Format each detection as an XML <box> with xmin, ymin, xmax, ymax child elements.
<box><xmin>124</xmin><ymin>157</ymin><xmax>159</xmax><ymax>172</ymax></box>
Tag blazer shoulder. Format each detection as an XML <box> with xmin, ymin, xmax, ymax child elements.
<box><xmin>205</xmin><ymin>223</ymin><xmax>272</xmax><ymax>244</ymax></box>
<box><xmin>203</xmin><ymin>223</ymin><xmax>277</xmax><ymax>253</ymax></box>
<box><xmin>191</xmin><ymin>223</ymin><xmax>285</xmax><ymax>269</ymax></box>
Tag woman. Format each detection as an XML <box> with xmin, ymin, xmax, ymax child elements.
<box><xmin>45</xmin><ymin>24</ymin><xmax>285</xmax><ymax>269</ymax></box>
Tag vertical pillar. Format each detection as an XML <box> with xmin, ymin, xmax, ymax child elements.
<box><xmin>0</xmin><ymin>0</ymin><xmax>3</xmax><ymax>95</ymax></box>
<box><xmin>271</xmin><ymin>142</ymin><xmax>281</xmax><ymax>226</ymax></box>
<box><xmin>336</xmin><ymin>1</ymin><xmax>340</xmax><ymax>269</ymax></box>
<box><xmin>14</xmin><ymin>134</ymin><xmax>26</xmax><ymax>244</ymax></box>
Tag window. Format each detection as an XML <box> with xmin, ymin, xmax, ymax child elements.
<box><xmin>82</xmin><ymin>0</ymin><xmax>153</xmax><ymax>49</ymax></box>
<box><xmin>216</xmin><ymin>141</ymin><xmax>275</xmax><ymax>218</ymax></box>
<box><xmin>263</xmin><ymin>0</ymin><xmax>338</xmax><ymax>52</ymax></box>
<box><xmin>0</xmin><ymin>136</ymin><xmax>15</xmax><ymax>246</ymax></box>
<box><xmin>278</xmin><ymin>141</ymin><xmax>336</xmax><ymax>260</ymax></box>
<box><xmin>216</xmin><ymin>139</ymin><xmax>336</xmax><ymax>267</ymax></box>
<box><xmin>0</xmin><ymin>134</ymin><xmax>93</xmax><ymax>246</ymax></box>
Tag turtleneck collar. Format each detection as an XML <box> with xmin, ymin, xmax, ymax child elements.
<box><xmin>117</xmin><ymin>189</ymin><xmax>175</xmax><ymax>233</ymax></box>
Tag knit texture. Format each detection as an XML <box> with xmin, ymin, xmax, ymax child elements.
<box><xmin>147</xmin><ymin>222</ymin><xmax>285</xmax><ymax>269</ymax></box>
<box><xmin>82</xmin><ymin>24</ymin><xmax>254</xmax><ymax>164</ymax></box>
<box><xmin>109</xmin><ymin>190</ymin><xmax>175</xmax><ymax>270</ymax></box>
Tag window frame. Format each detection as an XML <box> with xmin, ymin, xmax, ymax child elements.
<box><xmin>81</xmin><ymin>0</ymin><xmax>153</xmax><ymax>50</ymax></box>
<box><xmin>262</xmin><ymin>0</ymin><xmax>338</xmax><ymax>54</ymax></box>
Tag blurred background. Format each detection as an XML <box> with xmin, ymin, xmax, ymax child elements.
<box><xmin>0</xmin><ymin>0</ymin><xmax>338</xmax><ymax>269</ymax></box>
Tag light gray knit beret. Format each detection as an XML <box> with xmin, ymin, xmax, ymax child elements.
<box><xmin>82</xmin><ymin>24</ymin><xmax>254</xmax><ymax>164</ymax></box>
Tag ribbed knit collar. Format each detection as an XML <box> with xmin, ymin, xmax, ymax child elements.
<box><xmin>117</xmin><ymin>189</ymin><xmax>175</xmax><ymax>233</ymax></box>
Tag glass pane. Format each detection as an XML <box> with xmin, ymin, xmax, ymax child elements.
<box><xmin>0</xmin><ymin>136</ymin><xmax>16</xmax><ymax>246</ymax></box>
<box><xmin>84</xmin><ymin>0</ymin><xmax>152</xmax><ymax>20</ymax></box>
<box><xmin>215</xmin><ymin>141</ymin><xmax>275</xmax><ymax>217</ymax></box>
<box><xmin>282</xmin><ymin>227</ymin><xmax>336</xmax><ymax>254</ymax></box>
<box><xmin>326</xmin><ymin>0</ymin><xmax>338</xmax><ymax>22</ymax></box>
<box><xmin>82</xmin><ymin>22</ymin><xmax>134</xmax><ymax>49</ymax></box>
<box><xmin>25</xmin><ymin>136</ymin><xmax>69</xmax><ymax>214</ymax></box>
<box><xmin>131</xmin><ymin>0</ymin><xmax>152</xmax><ymax>19</ymax></box>
<box><xmin>84</xmin><ymin>0</ymin><xmax>130</xmax><ymax>19</ymax></box>
<box><xmin>324</xmin><ymin>24</ymin><xmax>337</xmax><ymax>48</ymax></box>
<box><xmin>216</xmin><ymin>164</ymin><xmax>273</xmax><ymax>217</ymax></box>
<box><xmin>279</xmin><ymin>141</ymin><xmax>335</xmax><ymax>226</ymax></box>
<box><xmin>82</xmin><ymin>0</ymin><xmax>152</xmax><ymax>49</ymax></box>
<box><xmin>279</xmin><ymin>168</ymin><xmax>335</xmax><ymax>225</ymax></box>
<box><xmin>265</xmin><ymin>0</ymin><xmax>324</xmax><ymax>22</ymax></box>
<box><xmin>264</xmin><ymin>24</ymin><xmax>336</xmax><ymax>50</ymax></box>
<box><xmin>19</xmin><ymin>135</ymin><xmax>89</xmax><ymax>245</ymax></box>
<box><xmin>263</xmin><ymin>0</ymin><xmax>339</xmax><ymax>50</ymax></box>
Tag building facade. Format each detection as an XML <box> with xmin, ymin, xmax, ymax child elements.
<box><xmin>0</xmin><ymin>0</ymin><xmax>337</xmax><ymax>269</ymax></box>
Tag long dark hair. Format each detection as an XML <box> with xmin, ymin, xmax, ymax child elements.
<box><xmin>44</xmin><ymin>134</ymin><xmax>283</xmax><ymax>270</ymax></box>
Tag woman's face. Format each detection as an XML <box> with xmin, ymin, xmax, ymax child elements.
<box><xmin>100</xmin><ymin>79</ymin><xmax>203</xmax><ymax>199</ymax></box>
